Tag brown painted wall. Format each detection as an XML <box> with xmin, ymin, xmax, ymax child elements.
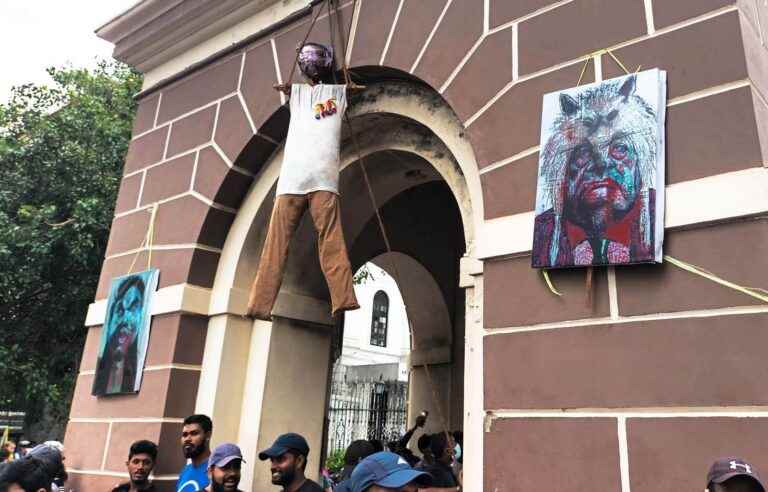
<box><xmin>66</xmin><ymin>0</ymin><xmax>768</xmax><ymax>490</ymax></box>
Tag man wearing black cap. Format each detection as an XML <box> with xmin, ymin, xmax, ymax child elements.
<box><xmin>258</xmin><ymin>433</ymin><xmax>323</xmax><ymax>492</ymax></box>
<box><xmin>706</xmin><ymin>457</ymin><xmax>765</xmax><ymax>492</ymax></box>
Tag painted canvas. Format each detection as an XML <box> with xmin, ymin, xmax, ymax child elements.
<box><xmin>532</xmin><ymin>69</ymin><xmax>666</xmax><ymax>268</ymax></box>
<box><xmin>92</xmin><ymin>269</ymin><xmax>159</xmax><ymax>396</ymax></box>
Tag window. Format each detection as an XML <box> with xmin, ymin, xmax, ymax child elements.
<box><xmin>370</xmin><ymin>290</ymin><xmax>389</xmax><ymax>347</ymax></box>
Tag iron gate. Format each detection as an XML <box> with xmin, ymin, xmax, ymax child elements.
<box><xmin>327</xmin><ymin>378</ymin><xmax>408</xmax><ymax>454</ymax></box>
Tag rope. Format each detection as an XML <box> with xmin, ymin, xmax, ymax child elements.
<box><xmin>127</xmin><ymin>204</ymin><xmax>158</xmax><ymax>275</ymax></box>
<box><xmin>283</xmin><ymin>1</ymin><xmax>325</xmax><ymax>88</ymax></box>
<box><xmin>329</xmin><ymin>0</ymin><xmax>453</xmax><ymax>446</ymax></box>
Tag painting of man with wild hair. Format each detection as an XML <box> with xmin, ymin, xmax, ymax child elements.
<box><xmin>532</xmin><ymin>69</ymin><xmax>666</xmax><ymax>268</ymax></box>
<box><xmin>92</xmin><ymin>269</ymin><xmax>158</xmax><ymax>396</ymax></box>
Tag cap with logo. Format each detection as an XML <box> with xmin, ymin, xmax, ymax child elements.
<box><xmin>707</xmin><ymin>457</ymin><xmax>765</xmax><ymax>491</ymax></box>
<box><xmin>258</xmin><ymin>433</ymin><xmax>310</xmax><ymax>461</ymax></box>
<box><xmin>209</xmin><ymin>443</ymin><xmax>245</xmax><ymax>469</ymax></box>
<box><xmin>350</xmin><ymin>451</ymin><xmax>432</xmax><ymax>492</ymax></box>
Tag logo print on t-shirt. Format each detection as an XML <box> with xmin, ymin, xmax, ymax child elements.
<box><xmin>314</xmin><ymin>97</ymin><xmax>338</xmax><ymax>120</ymax></box>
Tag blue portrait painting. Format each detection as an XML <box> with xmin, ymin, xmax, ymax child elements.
<box><xmin>92</xmin><ymin>269</ymin><xmax>159</xmax><ymax>396</ymax></box>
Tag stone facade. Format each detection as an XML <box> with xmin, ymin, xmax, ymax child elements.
<box><xmin>65</xmin><ymin>1</ymin><xmax>768</xmax><ymax>491</ymax></box>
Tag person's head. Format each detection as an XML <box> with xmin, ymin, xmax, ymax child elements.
<box><xmin>345</xmin><ymin>440</ymin><xmax>375</xmax><ymax>467</ymax></box>
<box><xmin>0</xmin><ymin>457</ymin><xmax>52</xmax><ymax>492</ymax></box>
<box><xmin>109</xmin><ymin>276</ymin><xmax>146</xmax><ymax>354</ymax></box>
<box><xmin>126</xmin><ymin>440</ymin><xmax>157</xmax><ymax>488</ymax></box>
<box><xmin>258</xmin><ymin>433</ymin><xmax>310</xmax><ymax>486</ymax></box>
<box><xmin>208</xmin><ymin>443</ymin><xmax>244</xmax><ymax>492</ymax></box>
<box><xmin>416</xmin><ymin>435</ymin><xmax>431</xmax><ymax>460</ymax></box>
<box><xmin>706</xmin><ymin>458</ymin><xmax>765</xmax><ymax>492</ymax></box>
<box><xmin>539</xmin><ymin>74</ymin><xmax>656</xmax><ymax>239</ymax></box>
<box><xmin>297</xmin><ymin>42</ymin><xmax>334</xmax><ymax>84</ymax></box>
<box><xmin>350</xmin><ymin>451</ymin><xmax>431</xmax><ymax>492</ymax></box>
<box><xmin>428</xmin><ymin>432</ymin><xmax>454</xmax><ymax>466</ymax></box>
<box><xmin>4</xmin><ymin>442</ymin><xmax>16</xmax><ymax>454</ymax></box>
<box><xmin>368</xmin><ymin>440</ymin><xmax>384</xmax><ymax>453</ymax></box>
<box><xmin>26</xmin><ymin>444</ymin><xmax>65</xmax><ymax>483</ymax></box>
<box><xmin>181</xmin><ymin>414</ymin><xmax>213</xmax><ymax>459</ymax></box>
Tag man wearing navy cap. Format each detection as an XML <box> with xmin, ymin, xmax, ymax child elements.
<box><xmin>258</xmin><ymin>433</ymin><xmax>323</xmax><ymax>492</ymax></box>
<box><xmin>207</xmin><ymin>443</ymin><xmax>245</xmax><ymax>492</ymax></box>
<box><xmin>350</xmin><ymin>451</ymin><xmax>433</xmax><ymax>492</ymax></box>
<box><xmin>706</xmin><ymin>457</ymin><xmax>765</xmax><ymax>492</ymax></box>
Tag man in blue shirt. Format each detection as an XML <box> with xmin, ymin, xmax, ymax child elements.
<box><xmin>176</xmin><ymin>414</ymin><xmax>213</xmax><ymax>492</ymax></box>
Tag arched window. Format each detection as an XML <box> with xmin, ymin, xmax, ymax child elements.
<box><xmin>370</xmin><ymin>290</ymin><xmax>389</xmax><ymax>347</ymax></box>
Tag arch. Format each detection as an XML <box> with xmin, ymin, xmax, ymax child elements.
<box><xmin>197</xmin><ymin>75</ymin><xmax>483</xmax><ymax>490</ymax></box>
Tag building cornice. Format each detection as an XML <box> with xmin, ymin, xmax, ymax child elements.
<box><xmin>96</xmin><ymin>0</ymin><xmax>311</xmax><ymax>76</ymax></box>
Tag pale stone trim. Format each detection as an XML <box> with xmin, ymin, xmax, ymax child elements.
<box><xmin>136</xmin><ymin>170</ymin><xmax>147</xmax><ymax>209</ymax></box>
<box><xmin>644</xmin><ymin>0</ymin><xmax>656</xmax><ymax>35</ymax></box>
<box><xmin>100</xmin><ymin>422</ymin><xmax>112</xmax><ymax>470</ymax></box>
<box><xmin>106</xmin><ymin>244</ymin><xmax>222</xmax><ymax>261</ymax></box>
<box><xmin>152</xmin><ymin>92</ymin><xmax>163</xmax><ymax>128</ymax></box>
<box><xmin>486</xmin><ymin>0</ymin><xmax>575</xmax><ymax>35</ymax></box>
<box><xmin>188</xmin><ymin>150</ymin><xmax>200</xmax><ymax>192</ymax></box>
<box><xmin>617</xmin><ymin>417</ymin><xmax>631</xmax><ymax>492</ymax></box>
<box><xmin>468</xmin><ymin>5</ymin><xmax>740</xmax><ymax>127</ymax></box>
<box><xmin>484</xmin><ymin>305</ymin><xmax>768</xmax><ymax>337</ymax></box>
<box><xmin>607</xmin><ymin>267</ymin><xmax>620</xmax><ymax>320</ymax></box>
<box><xmin>380</xmin><ymin>0</ymin><xmax>405</xmax><ymax>65</ymax></box>
<box><xmin>270</xmin><ymin>38</ymin><xmax>285</xmax><ymax>106</ymax></box>
<box><xmin>463</xmin><ymin>279</ymin><xmax>484</xmax><ymax>489</ymax></box>
<box><xmin>410</xmin><ymin>0</ymin><xmax>452</xmax><ymax>74</ymax></box>
<box><xmin>79</xmin><ymin>364</ymin><xmax>201</xmax><ymax>377</ymax></box>
<box><xmin>210</xmin><ymin>101</ymin><xmax>222</xmax><ymax>144</ymax></box>
<box><xmin>69</xmin><ymin>417</ymin><xmax>184</xmax><ymax>423</ymax></box>
<box><xmin>476</xmin><ymin>167</ymin><xmax>768</xmax><ymax>260</ymax></box>
<box><xmin>67</xmin><ymin>468</ymin><xmax>178</xmax><ymax>480</ymax></box>
<box><xmin>131</xmin><ymin>92</ymin><xmax>239</xmax><ymax>142</ymax></box>
<box><xmin>346</xmin><ymin>0</ymin><xmax>362</xmax><ymax>66</ymax></box>
<box><xmin>479</xmin><ymin>145</ymin><xmax>539</xmax><ymax>175</ymax></box>
<box><xmin>85</xmin><ymin>283</ymin><xmax>213</xmax><ymax>326</ymax></box>
<box><xmin>667</xmin><ymin>79</ymin><xmax>751</xmax><ymax>107</ymax></box>
<box><xmin>487</xmin><ymin>407</ymin><xmax>768</xmax><ymax>418</ymax></box>
<box><xmin>512</xmin><ymin>23</ymin><xmax>519</xmax><ymax>81</ymax></box>
<box><xmin>483</xmin><ymin>0</ymin><xmax>489</xmax><ymax>34</ymax></box>
<box><xmin>439</xmin><ymin>34</ymin><xmax>485</xmax><ymax>95</ymax></box>
<box><xmin>114</xmin><ymin>189</ymin><xmax>236</xmax><ymax>219</ymax></box>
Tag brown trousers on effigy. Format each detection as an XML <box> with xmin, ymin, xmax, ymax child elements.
<box><xmin>247</xmin><ymin>191</ymin><xmax>359</xmax><ymax>320</ymax></box>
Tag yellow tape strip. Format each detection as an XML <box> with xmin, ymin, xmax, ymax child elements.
<box><xmin>542</xmin><ymin>270</ymin><xmax>563</xmax><ymax>297</ymax></box>
<box><xmin>665</xmin><ymin>255</ymin><xmax>768</xmax><ymax>304</ymax></box>
<box><xmin>126</xmin><ymin>204</ymin><xmax>158</xmax><ymax>275</ymax></box>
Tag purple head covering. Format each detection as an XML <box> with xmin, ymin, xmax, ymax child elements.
<box><xmin>297</xmin><ymin>42</ymin><xmax>334</xmax><ymax>82</ymax></box>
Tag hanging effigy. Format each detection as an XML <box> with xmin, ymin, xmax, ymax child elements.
<box><xmin>247</xmin><ymin>42</ymin><xmax>360</xmax><ymax>320</ymax></box>
<box><xmin>532</xmin><ymin>69</ymin><xmax>667</xmax><ymax>269</ymax></box>
<box><xmin>92</xmin><ymin>269</ymin><xmax>158</xmax><ymax>396</ymax></box>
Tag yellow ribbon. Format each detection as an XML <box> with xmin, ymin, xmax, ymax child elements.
<box><xmin>127</xmin><ymin>204</ymin><xmax>158</xmax><ymax>274</ymax></box>
<box><xmin>664</xmin><ymin>255</ymin><xmax>768</xmax><ymax>304</ymax></box>
<box><xmin>541</xmin><ymin>269</ymin><xmax>563</xmax><ymax>297</ymax></box>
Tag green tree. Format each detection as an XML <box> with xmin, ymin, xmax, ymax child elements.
<box><xmin>0</xmin><ymin>61</ymin><xmax>142</xmax><ymax>438</ymax></box>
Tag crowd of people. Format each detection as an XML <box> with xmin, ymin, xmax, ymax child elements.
<box><xmin>0</xmin><ymin>415</ymin><xmax>763</xmax><ymax>492</ymax></box>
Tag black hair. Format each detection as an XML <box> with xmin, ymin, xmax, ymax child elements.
<box><xmin>128</xmin><ymin>440</ymin><xmax>158</xmax><ymax>462</ymax></box>
<box><xmin>368</xmin><ymin>439</ymin><xmax>384</xmax><ymax>453</ymax></box>
<box><xmin>0</xmin><ymin>457</ymin><xmax>52</xmax><ymax>492</ymax></box>
<box><xmin>429</xmin><ymin>432</ymin><xmax>451</xmax><ymax>459</ymax></box>
<box><xmin>344</xmin><ymin>440</ymin><xmax>375</xmax><ymax>466</ymax></box>
<box><xmin>183</xmin><ymin>414</ymin><xmax>213</xmax><ymax>433</ymax></box>
<box><xmin>111</xmin><ymin>276</ymin><xmax>146</xmax><ymax>314</ymax></box>
<box><xmin>416</xmin><ymin>434</ymin><xmax>431</xmax><ymax>454</ymax></box>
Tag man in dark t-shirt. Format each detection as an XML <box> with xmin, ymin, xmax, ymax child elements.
<box><xmin>259</xmin><ymin>433</ymin><xmax>323</xmax><ymax>492</ymax></box>
<box><xmin>111</xmin><ymin>440</ymin><xmax>158</xmax><ymax>492</ymax></box>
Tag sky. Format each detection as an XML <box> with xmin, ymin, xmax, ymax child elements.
<box><xmin>0</xmin><ymin>0</ymin><xmax>140</xmax><ymax>104</ymax></box>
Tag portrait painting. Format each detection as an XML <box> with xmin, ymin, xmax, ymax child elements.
<box><xmin>532</xmin><ymin>69</ymin><xmax>667</xmax><ymax>268</ymax></box>
<box><xmin>92</xmin><ymin>269</ymin><xmax>159</xmax><ymax>396</ymax></box>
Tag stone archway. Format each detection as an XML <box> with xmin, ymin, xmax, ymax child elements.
<box><xmin>195</xmin><ymin>78</ymin><xmax>483</xmax><ymax>490</ymax></box>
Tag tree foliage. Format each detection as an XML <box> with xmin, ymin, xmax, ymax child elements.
<box><xmin>0</xmin><ymin>62</ymin><xmax>142</xmax><ymax>438</ymax></box>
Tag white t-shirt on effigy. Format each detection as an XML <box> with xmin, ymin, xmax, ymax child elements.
<box><xmin>276</xmin><ymin>83</ymin><xmax>347</xmax><ymax>196</ymax></box>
